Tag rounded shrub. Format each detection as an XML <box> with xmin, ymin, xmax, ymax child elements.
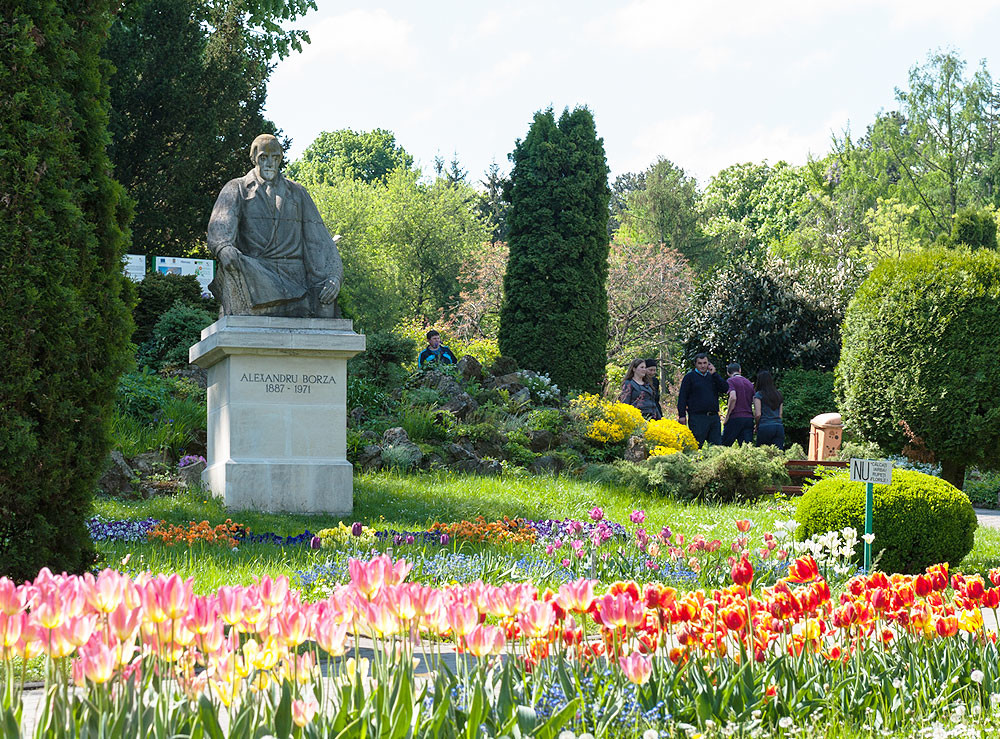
<box><xmin>795</xmin><ymin>468</ymin><xmax>977</xmax><ymax>574</ymax></box>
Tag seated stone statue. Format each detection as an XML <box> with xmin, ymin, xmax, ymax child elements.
<box><xmin>207</xmin><ymin>134</ymin><xmax>342</xmax><ymax>317</ymax></box>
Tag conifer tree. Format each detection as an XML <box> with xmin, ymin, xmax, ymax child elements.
<box><xmin>499</xmin><ymin>107</ymin><xmax>611</xmax><ymax>393</ymax></box>
<box><xmin>1</xmin><ymin>0</ymin><xmax>133</xmax><ymax>580</ymax></box>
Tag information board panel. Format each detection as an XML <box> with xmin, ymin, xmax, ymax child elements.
<box><xmin>155</xmin><ymin>256</ymin><xmax>214</xmax><ymax>294</ymax></box>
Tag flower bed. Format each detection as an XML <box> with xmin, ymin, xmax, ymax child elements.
<box><xmin>4</xmin><ymin>553</ymin><xmax>1000</xmax><ymax>737</ymax></box>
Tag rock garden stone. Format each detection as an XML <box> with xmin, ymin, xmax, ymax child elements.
<box><xmin>456</xmin><ymin>355</ymin><xmax>483</xmax><ymax>382</ymax></box>
<box><xmin>99</xmin><ymin>451</ymin><xmax>135</xmax><ymax>495</ymax></box>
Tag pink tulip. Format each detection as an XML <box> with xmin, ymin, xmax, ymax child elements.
<box><xmin>629</xmin><ymin>510</ymin><xmax>646</xmax><ymax>525</ymax></box>
<box><xmin>465</xmin><ymin>623</ymin><xmax>506</xmax><ymax>657</ymax></box>
<box><xmin>217</xmin><ymin>586</ymin><xmax>245</xmax><ymax>626</ymax></box>
<box><xmin>348</xmin><ymin>558</ymin><xmax>385</xmax><ymax>599</ymax></box>
<box><xmin>256</xmin><ymin>575</ymin><xmax>289</xmax><ymax>609</ymax></box>
<box><xmin>0</xmin><ymin>612</ymin><xmax>23</xmax><ymax>648</ymax></box>
<box><xmin>518</xmin><ymin>601</ymin><xmax>556</xmax><ymax>639</ymax></box>
<box><xmin>619</xmin><ymin>651</ymin><xmax>652</xmax><ymax>685</ymax></box>
<box><xmin>598</xmin><ymin>593</ymin><xmax>644</xmax><ymax>629</ymax></box>
<box><xmin>315</xmin><ymin>617</ymin><xmax>349</xmax><ymax>656</ymax></box>
<box><xmin>292</xmin><ymin>696</ymin><xmax>319</xmax><ymax>727</ymax></box>
<box><xmin>588</xmin><ymin>507</ymin><xmax>604</xmax><ymax>521</ymax></box>
<box><xmin>0</xmin><ymin>578</ymin><xmax>25</xmax><ymax>616</ymax></box>
<box><xmin>188</xmin><ymin>596</ymin><xmax>218</xmax><ymax>635</ymax></box>
<box><xmin>556</xmin><ymin>579</ymin><xmax>596</xmax><ymax>614</ymax></box>
<box><xmin>108</xmin><ymin>601</ymin><xmax>141</xmax><ymax>643</ymax></box>
<box><xmin>84</xmin><ymin>570</ymin><xmax>125</xmax><ymax>614</ymax></box>
<box><xmin>446</xmin><ymin>600</ymin><xmax>479</xmax><ymax>637</ymax></box>
<box><xmin>81</xmin><ymin>641</ymin><xmax>116</xmax><ymax>684</ymax></box>
<box><xmin>276</xmin><ymin>606</ymin><xmax>312</xmax><ymax>647</ymax></box>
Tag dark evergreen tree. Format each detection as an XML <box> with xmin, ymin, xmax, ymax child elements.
<box><xmin>477</xmin><ymin>161</ymin><xmax>510</xmax><ymax>245</ymax></box>
<box><xmin>499</xmin><ymin>107</ymin><xmax>610</xmax><ymax>394</ymax></box>
<box><xmin>1</xmin><ymin>0</ymin><xmax>134</xmax><ymax>580</ymax></box>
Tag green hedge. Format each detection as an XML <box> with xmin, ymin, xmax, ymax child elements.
<box><xmin>795</xmin><ymin>469</ymin><xmax>976</xmax><ymax>574</ymax></box>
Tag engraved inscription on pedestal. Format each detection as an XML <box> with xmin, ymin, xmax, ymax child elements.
<box><xmin>190</xmin><ymin>316</ymin><xmax>365</xmax><ymax>515</ymax></box>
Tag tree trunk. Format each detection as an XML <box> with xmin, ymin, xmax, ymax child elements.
<box><xmin>939</xmin><ymin>459</ymin><xmax>966</xmax><ymax>490</ymax></box>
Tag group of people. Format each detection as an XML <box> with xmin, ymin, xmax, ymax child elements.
<box><xmin>622</xmin><ymin>353</ymin><xmax>784</xmax><ymax>449</ymax></box>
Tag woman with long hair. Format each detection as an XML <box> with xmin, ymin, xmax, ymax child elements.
<box><xmin>753</xmin><ymin>370</ymin><xmax>784</xmax><ymax>449</ymax></box>
<box><xmin>619</xmin><ymin>358</ymin><xmax>662</xmax><ymax>420</ymax></box>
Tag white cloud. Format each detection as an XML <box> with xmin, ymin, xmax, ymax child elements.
<box><xmin>279</xmin><ymin>8</ymin><xmax>416</xmax><ymax>75</ymax></box>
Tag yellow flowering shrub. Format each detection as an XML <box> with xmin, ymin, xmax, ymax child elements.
<box><xmin>571</xmin><ymin>393</ymin><xmax>646</xmax><ymax>444</ymax></box>
<box><xmin>644</xmin><ymin>418</ymin><xmax>698</xmax><ymax>454</ymax></box>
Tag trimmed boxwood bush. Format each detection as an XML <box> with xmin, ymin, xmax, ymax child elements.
<box><xmin>780</xmin><ymin>369</ymin><xmax>835</xmax><ymax>430</ymax></box>
<box><xmin>795</xmin><ymin>469</ymin><xmax>976</xmax><ymax>574</ymax></box>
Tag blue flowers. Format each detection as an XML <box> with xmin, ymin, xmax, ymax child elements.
<box><xmin>87</xmin><ymin>516</ymin><xmax>161</xmax><ymax>543</ymax></box>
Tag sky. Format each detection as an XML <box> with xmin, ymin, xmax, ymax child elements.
<box><xmin>264</xmin><ymin>0</ymin><xmax>1000</xmax><ymax>187</ymax></box>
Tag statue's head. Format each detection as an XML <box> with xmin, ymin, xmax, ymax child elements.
<box><xmin>250</xmin><ymin>134</ymin><xmax>283</xmax><ymax>183</ymax></box>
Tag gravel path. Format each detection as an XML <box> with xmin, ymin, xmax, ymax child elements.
<box><xmin>975</xmin><ymin>508</ymin><xmax>1000</xmax><ymax>529</ymax></box>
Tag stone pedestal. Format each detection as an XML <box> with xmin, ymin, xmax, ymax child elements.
<box><xmin>189</xmin><ymin>316</ymin><xmax>365</xmax><ymax>514</ymax></box>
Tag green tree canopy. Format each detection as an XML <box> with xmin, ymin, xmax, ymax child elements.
<box><xmin>616</xmin><ymin>157</ymin><xmax>711</xmax><ymax>268</ymax></box>
<box><xmin>309</xmin><ymin>169</ymin><xmax>487</xmax><ymax>331</ymax></box>
<box><xmin>837</xmin><ymin>248</ymin><xmax>1000</xmax><ymax>487</ymax></box>
<box><xmin>105</xmin><ymin>0</ymin><xmax>314</xmax><ymax>256</ymax></box>
<box><xmin>499</xmin><ymin>106</ymin><xmax>610</xmax><ymax>394</ymax></box>
<box><xmin>287</xmin><ymin>128</ymin><xmax>414</xmax><ymax>186</ymax></box>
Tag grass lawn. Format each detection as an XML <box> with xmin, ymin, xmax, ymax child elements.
<box><xmin>91</xmin><ymin>470</ymin><xmax>1000</xmax><ymax>593</ymax></box>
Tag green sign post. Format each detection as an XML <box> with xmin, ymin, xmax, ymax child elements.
<box><xmin>850</xmin><ymin>458</ymin><xmax>894</xmax><ymax>573</ymax></box>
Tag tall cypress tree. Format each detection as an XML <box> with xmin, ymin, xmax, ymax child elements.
<box><xmin>499</xmin><ymin>107</ymin><xmax>610</xmax><ymax>393</ymax></box>
<box><xmin>1</xmin><ymin>0</ymin><xmax>133</xmax><ymax>580</ymax></box>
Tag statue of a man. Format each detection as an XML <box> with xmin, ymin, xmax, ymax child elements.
<box><xmin>207</xmin><ymin>134</ymin><xmax>342</xmax><ymax>317</ymax></box>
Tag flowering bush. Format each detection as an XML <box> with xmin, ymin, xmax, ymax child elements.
<box><xmin>643</xmin><ymin>418</ymin><xmax>697</xmax><ymax>455</ymax></box>
<box><xmin>571</xmin><ymin>393</ymin><xmax>646</xmax><ymax>444</ymax></box>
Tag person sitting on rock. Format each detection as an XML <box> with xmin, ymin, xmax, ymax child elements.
<box><xmin>418</xmin><ymin>330</ymin><xmax>458</xmax><ymax>369</ymax></box>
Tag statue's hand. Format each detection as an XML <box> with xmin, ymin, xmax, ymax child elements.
<box><xmin>218</xmin><ymin>245</ymin><xmax>241</xmax><ymax>270</ymax></box>
<box><xmin>319</xmin><ymin>278</ymin><xmax>341</xmax><ymax>304</ymax></box>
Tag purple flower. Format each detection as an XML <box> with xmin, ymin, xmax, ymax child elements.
<box><xmin>629</xmin><ymin>509</ymin><xmax>646</xmax><ymax>525</ymax></box>
<box><xmin>659</xmin><ymin>525</ymin><xmax>673</xmax><ymax>543</ymax></box>
<box><xmin>310</xmin><ymin>536</ymin><xmax>322</xmax><ymax>550</ymax></box>
<box><xmin>393</xmin><ymin>534</ymin><xmax>404</xmax><ymax>546</ymax></box>
<box><xmin>588</xmin><ymin>507</ymin><xmax>604</xmax><ymax>522</ymax></box>
<box><xmin>405</xmin><ymin>535</ymin><xmax>415</xmax><ymax>545</ymax></box>
<box><xmin>440</xmin><ymin>534</ymin><xmax>450</xmax><ymax>545</ymax></box>
<box><xmin>351</xmin><ymin>522</ymin><xmax>364</xmax><ymax>537</ymax></box>
<box><xmin>178</xmin><ymin>455</ymin><xmax>206</xmax><ymax>469</ymax></box>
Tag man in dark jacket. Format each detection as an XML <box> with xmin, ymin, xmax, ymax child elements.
<box><xmin>418</xmin><ymin>330</ymin><xmax>458</xmax><ymax>369</ymax></box>
<box><xmin>677</xmin><ymin>353</ymin><xmax>728</xmax><ymax>447</ymax></box>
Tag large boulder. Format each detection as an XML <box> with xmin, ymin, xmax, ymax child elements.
<box><xmin>380</xmin><ymin>427</ymin><xmax>423</xmax><ymax>470</ymax></box>
<box><xmin>413</xmin><ymin>370</ymin><xmax>464</xmax><ymax>398</ymax></box>
<box><xmin>440</xmin><ymin>392</ymin><xmax>478</xmax><ymax>420</ymax></box>
<box><xmin>358</xmin><ymin>444</ymin><xmax>384</xmax><ymax>472</ymax></box>
<box><xmin>527</xmin><ymin>429</ymin><xmax>555</xmax><ymax>452</ymax></box>
<box><xmin>179</xmin><ymin>460</ymin><xmax>206</xmax><ymax>488</ymax></box>
<box><xmin>531</xmin><ymin>455</ymin><xmax>564</xmax><ymax>475</ymax></box>
<box><xmin>623</xmin><ymin>435</ymin><xmax>648</xmax><ymax>463</ymax></box>
<box><xmin>98</xmin><ymin>451</ymin><xmax>135</xmax><ymax>495</ymax></box>
<box><xmin>456</xmin><ymin>355</ymin><xmax>483</xmax><ymax>383</ymax></box>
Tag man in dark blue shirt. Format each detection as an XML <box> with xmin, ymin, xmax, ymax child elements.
<box><xmin>417</xmin><ymin>330</ymin><xmax>458</xmax><ymax>369</ymax></box>
<box><xmin>677</xmin><ymin>353</ymin><xmax>728</xmax><ymax>447</ymax></box>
